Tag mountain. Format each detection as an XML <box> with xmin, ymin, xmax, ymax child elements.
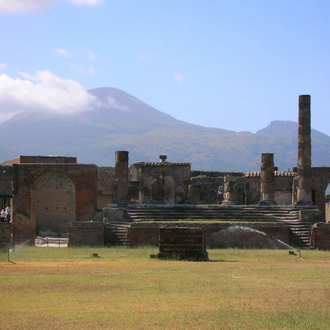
<box><xmin>0</xmin><ymin>87</ymin><xmax>330</xmax><ymax>172</ymax></box>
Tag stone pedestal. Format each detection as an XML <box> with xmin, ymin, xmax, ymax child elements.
<box><xmin>222</xmin><ymin>175</ymin><xmax>238</xmax><ymax>205</ymax></box>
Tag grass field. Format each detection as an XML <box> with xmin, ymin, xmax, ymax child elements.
<box><xmin>1</xmin><ymin>246</ymin><xmax>330</xmax><ymax>330</ymax></box>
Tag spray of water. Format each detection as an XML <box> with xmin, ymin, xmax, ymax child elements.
<box><xmin>212</xmin><ymin>225</ymin><xmax>297</xmax><ymax>250</ymax></box>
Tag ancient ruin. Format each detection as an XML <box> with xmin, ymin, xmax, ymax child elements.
<box><xmin>1</xmin><ymin>95</ymin><xmax>330</xmax><ymax>251</ymax></box>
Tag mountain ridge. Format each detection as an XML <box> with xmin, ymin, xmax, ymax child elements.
<box><xmin>1</xmin><ymin>87</ymin><xmax>329</xmax><ymax>171</ymax></box>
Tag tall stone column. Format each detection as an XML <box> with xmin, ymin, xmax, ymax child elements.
<box><xmin>114</xmin><ymin>151</ymin><xmax>129</xmax><ymax>203</ymax></box>
<box><xmin>259</xmin><ymin>153</ymin><xmax>276</xmax><ymax>206</ymax></box>
<box><xmin>151</xmin><ymin>171</ymin><xmax>165</xmax><ymax>204</ymax></box>
<box><xmin>296</xmin><ymin>95</ymin><xmax>313</xmax><ymax>205</ymax></box>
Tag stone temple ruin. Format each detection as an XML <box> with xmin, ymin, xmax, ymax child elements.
<box><xmin>1</xmin><ymin>94</ymin><xmax>330</xmax><ymax>253</ymax></box>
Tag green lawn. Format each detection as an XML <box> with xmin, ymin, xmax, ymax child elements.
<box><xmin>1</xmin><ymin>246</ymin><xmax>330</xmax><ymax>329</ymax></box>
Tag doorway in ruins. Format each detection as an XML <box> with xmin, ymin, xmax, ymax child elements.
<box><xmin>34</xmin><ymin>172</ymin><xmax>76</xmax><ymax>236</ymax></box>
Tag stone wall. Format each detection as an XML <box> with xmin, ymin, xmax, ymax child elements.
<box><xmin>0</xmin><ymin>222</ymin><xmax>11</xmax><ymax>250</ymax></box>
<box><xmin>189</xmin><ymin>177</ymin><xmax>223</xmax><ymax>204</ymax></box>
<box><xmin>299</xmin><ymin>209</ymin><xmax>321</xmax><ymax>223</ymax></box>
<box><xmin>128</xmin><ymin>223</ymin><xmax>160</xmax><ymax>246</ymax></box>
<box><xmin>68</xmin><ymin>221</ymin><xmax>105</xmax><ymax>247</ymax></box>
<box><xmin>97</xmin><ymin>167</ymin><xmax>115</xmax><ymax>209</ymax></box>
<box><xmin>1</xmin><ymin>155</ymin><xmax>77</xmax><ymax>166</ymax></box>
<box><xmin>157</xmin><ymin>227</ymin><xmax>208</xmax><ymax>261</ymax></box>
<box><xmin>127</xmin><ymin>222</ymin><xmax>290</xmax><ymax>248</ymax></box>
<box><xmin>310</xmin><ymin>167</ymin><xmax>330</xmax><ymax>221</ymax></box>
<box><xmin>12</xmin><ymin>164</ymin><xmax>97</xmax><ymax>245</ymax></box>
<box><xmin>310</xmin><ymin>223</ymin><xmax>330</xmax><ymax>249</ymax></box>
<box><xmin>130</xmin><ymin>162</ymin><xmax>191</xmax><ymax>204</ymax></box>
<box><xmin>0</xmin><ymin>166</ymin><xmax>13</xmax><ymax>197</ymax></box>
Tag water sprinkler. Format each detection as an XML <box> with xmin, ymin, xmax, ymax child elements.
<box><xmin>6</xmin><ymin>243</ymin><xmax>15</xmax><ymax>263</ymax></box>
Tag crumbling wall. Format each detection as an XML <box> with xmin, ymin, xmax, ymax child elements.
<box><xmin>310</xmin><ymin>223</ymin><xmax>330</xmax><ymax>249</ymax></box>
<box><xmin>0</xmin><ymin>222</ymin><xmax>11</xmax><ymax>250</ymax></box>
<box><xmin>35</xmin><ymin>172</ymin><xmax>76</xmax><ymax>234</ymax></box>
<box><xmin>130</xmin><ymin>162</ymin><xmax>191</xmax><ymax>204</ymax></box>
<box><xmin>1</xmin><ymin>155</ymin><xmax>76</xmax><ymax>165</ymax></box>
<box><xmin>127</xmin><ymin>222</ymin><xmax>290</xmax><ymax>249</ymax></box>
<box><xmin>12</xmin><ymin>164</ymin><xmax>97</xmax><ymax>245</ymax></box>
<box><xmin>274</xmin><ymin>175</ymin><xmax>295</xmax><ymax>204</ymax></box>
<box><xmin>157</xmin><ymin>227</ymin><xmax>208</xmax><ymax>261</ymax></box>
<box><xmin>97</xmin><ymin>167</ymin><xmax>115</xmax><ymax>209</ymax></box>
<box><xmin>0</xmin><ymin>166</ymin><xmax>13</xmax><ymax>197</ymax></box>
<box><xmin>189</xmin><ymin>177</ymin><xmax>223</xmax><ymax>204</ymax></box>
<box><xmin>68</xmin><ymin>221</ymin><xmax>104</xmax><ymax>247</ymax></box>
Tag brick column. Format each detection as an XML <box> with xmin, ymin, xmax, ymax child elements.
<box><xmin>296</xmin><ymin>95</ymin><xmax>313</xmax><ymax>205</ymax></box>
<box><xmin>259</xmin><ymin>153</ymin><xmax>276</xmax><ymax>206</ymax></box>
<box><xmin>114</xmin><ymin>151</ymin><xmax>129</xmax><ymax>204</ymax></box>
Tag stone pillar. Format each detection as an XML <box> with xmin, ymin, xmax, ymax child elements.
<box><xmin>114</xmin><ymin>151</ymin><xmax>129</xmax><ymax>204</ymax></box>
<box><xmin>296</xmin><ymin>95</ymin><xmax>313</xmax><ymax>205</ymax></box>
<box><xmin>222</xmin><ymin>175</ymin><xmax>238</xmax><ymax>205</ymax></box>
<box><xmin>259</xmin><ymin>153</ymin><xmax>276</xmax><ymax>206</ymax></box>
<box><xmin>151</xmin><ymin>171</ymin><xmax>165</xmax><ymax>204</ymax></box>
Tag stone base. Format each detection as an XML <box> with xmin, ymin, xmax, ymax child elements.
<box><xmin>156</xmin><ymin>251</ymin><xmax>209</xmax><ymax>261</ymax></box>
<box><xmin>110</xmin><ymin>200</ymin><xmax>130</xmax><ymax>207</ymax></box>
<box><xmin>221</xmin><ymin>201</ymin><xmax>238</xmax><ymax>206</ymax></box>
<box><xmin>258</xmin><ymin>200</ymin><xmax>277</xmax><ymax>207</ymax></box>
<box><xmin>295</xmin><ymin>200</ymin><xmax>315</xmax><ymax>208</ymax></box>
<box><xmin>150</xmin><ymin>199</ymin><xmax>166</xmax><ymax>204</ymax></box>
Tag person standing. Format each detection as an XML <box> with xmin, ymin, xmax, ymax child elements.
<box><xmin>5</xmin><ymin>206</ymin><xmax>11</xmax><ymax>222</ymax></box>
<box><xmin>0</xmin><ymin>209</ymin><xmax>5</xmax><ymax>222</ymax></box>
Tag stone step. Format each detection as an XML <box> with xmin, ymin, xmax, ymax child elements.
<box><xmin>107</xmin><ymin>224</ymin><xmax>130</xmax><ymax>246</ymax></box>
<box><xmin>285</xmin><ymin>222</ymin><xmax>312</xmax><ymax>248</ymax></box>
<box><xmin>126</xmin><ymin>207</ymin><xmax>300</xmax><ymax>223</ymax></box>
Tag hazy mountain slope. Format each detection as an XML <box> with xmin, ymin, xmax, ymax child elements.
<box><xmin>257</xmin><ymin>120</ymin><xmax>330</xmax><ymax>167</ymax></box>
<box><xmin>0</xmin><ymin>87</ymin><xmax>329</xmax><ymax>171</ymax></box>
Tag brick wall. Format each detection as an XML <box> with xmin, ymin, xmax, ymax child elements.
<box><xmin>127</xmin><ymin>222</ymin><xmax>289</xmax><ymax>249</ymax></box>
<box><xmin>157</xmin><ymin>227</ymin><xmax>208</xmax><ymax>261</ymax></box>
<box><xmin>0</xmin><ymin>222</ymin><xmax>11</xmax><ymax>249</ymax></box>
<box><xmin>310</xmin><ymin>223</ymin><xmax>330</xmax><ymax>250</ymax></box>
<box><xmin>97</xmin><ymin>167</ymin><xmax>115</xmax><ymax>209</ymax></box>
<box><xmin>12</xmin><ymin>164</ymin><xmax>97</xmax><ymax>245</ymax></box>
<box><xmin>68</xmin><ymin>222</ymin><xmax>105</xmax><ymax>247</ymax></box>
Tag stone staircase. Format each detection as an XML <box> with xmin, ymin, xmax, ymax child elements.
<box><xmin>126</xmin><ymin>205</ymin><xmax>300</xmax><ymax>223</ymax></box>
<box><xmin>105</xmin><ymin>223</ymin><xmax>130</xmax><ymax>246</ymax></box>
<box><xmin>125</xmin><ymin>205</ymin><xmax>314</xmax><ymax>248</ymax></box>
<box><xmin>283</xmin><ymin>220</ymin><xmax>313</xmax><ymax>248</ymax></box>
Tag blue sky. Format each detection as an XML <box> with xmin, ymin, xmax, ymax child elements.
<box><xmin>0</xmin><ymin>0</ymin><xmax>329</xmax><ymax>133</ymax></box>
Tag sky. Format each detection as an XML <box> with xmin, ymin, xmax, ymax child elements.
<box><xmin>0</xmin><ymin>0</ymin><xmax>329</xmax><ymax>133</ymax></box>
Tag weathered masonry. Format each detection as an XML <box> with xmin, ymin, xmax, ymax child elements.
<box><xmin>1</xmin><ymin>94</ymin><xmax>330</xmax><ymax>249</ymax></box>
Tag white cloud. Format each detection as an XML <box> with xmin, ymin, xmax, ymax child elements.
<box><xmin>84</xmin><ymin>48</ymin><xmax>96</xmax><ymax>61</ymax></box>
<box><xmin>104</xmin><ymin>97</ymin><xmax>130</xmax><ymax>112</ymax></box>
<box><xmin>135</xmin><ymin>52</ymin><xmax>153</xmax><ymax>62</ymax></box>
<box><xmin>0</xmin><ymin>70</ymin><xmax>99</xmax><ymax>122</ymax></box>
<box><xmin>0</xmin><ymin>0</ymin><xmax>102</xmax><ymax>14</ymax></box>
<box><xmin>0</xmin><ymin>62</ymin><xmax>7</xmax><ymax>71</ymax></box>
<box><xmin>0</xmin><ymin>0</ymin><xmax>54</xmax><ymax>13</ymax></box>
<box><xmin>68</xmin><ymin>0</ymin><xmax>102</xmax><ymax>6</ymax></box>
<box><xmin>55</xmin><ymin>48</ymin><xmax>70</xmax><ymax>58</ymax></box>
<box><xmin>174</xmin><ymin>73</ymin><xmax>185</xmax><ymax>83</ymax></box>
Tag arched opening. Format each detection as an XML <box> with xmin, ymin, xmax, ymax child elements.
<box><xmin>35</xmin><ymin>172</ymin><xmax>76</xmax><ymax>236</ymax></box>
<box><xmin>326</xmin><ymin>183</ymin><xmax>330</xmax><ymax>201</ymax></box>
